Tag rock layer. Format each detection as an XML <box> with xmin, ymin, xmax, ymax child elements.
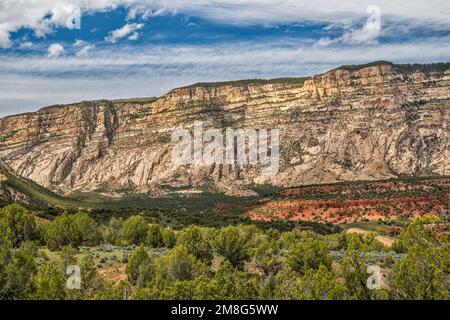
<box><xmin>0</xmin><ymin>62</ymin><xmax>449</xmax><ymax>196</ymax></box>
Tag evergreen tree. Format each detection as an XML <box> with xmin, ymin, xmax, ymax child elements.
<box><xmin>177</xmin><ymin>226</ymin><xmax>212</xmax><ymax>263</ymax></box>
<box><xmin>287</xmin><ymin>238</ymin><xmax>332</xmax><ymax>274</ymax></box>
<box><xmin>163</xmin><ymin>245</ymin><xmax>205</xmax><ymax>282</ymax></box>
<box><xmin>0</xmin><ymin>204</ymin><xmax>38</xmax><ymax>247</ymax></box>
<box><xmin>214</xmin><ymin>225</ymin><xmax>249</xmax><ymax>268</ymax></box>
<box><xmin>122</xmin><ymin>215</ymin><xmax>149</xmax><ymax>245</ymax></box>
<box><xmin>34</xmin><ymin>264</ymin><xmax>66</xmax><ymax>300</ymax></box>
<box><xmin>45</xmin><ymin>212</ymin><xmax>82</xmax><ymax>250</ymax></box>
<box><xmin>146</xmin><ymin>224</ymin><xmax>164</xmax><ymax>248</ymax></box>
<box><xmin>73</xmin><ymin>211</ymin><xmax>101</xmax><ymax>246</ymax></box>
<box><xmin>127</xmin><ymin>246</ymin><xmax>153</xmax><ymax>286</ymax></box>
<box><xmin>162</xmin><ymin>228</ymin><xmax>177</xmax><ymax>248</ymax></box>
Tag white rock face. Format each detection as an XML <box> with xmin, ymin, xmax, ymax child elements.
<box><xmin>0</xmin><ymin>63</ymin><xmax>449</xmax><ymax>196</ymax></box>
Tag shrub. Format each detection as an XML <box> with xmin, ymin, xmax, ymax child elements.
<box><xmin>34</xmin><ymin>264</ymin><xmax>66</xmax><ymax>300</ymax></box>
<box><xmin>126</xmin><ymin>246</ymin><xmax>152</xmax><ymax>285</ymax></box>
<box><xmin>162</xmin><ymin>228</ymin><xmax>177</xmax><ymax>248</ymax></box>
<box><xmin>214</xmin><ymin>225</ymin><xmax>249</xmax><ymax>267</ymax></box>
<box><xmin>122</xmin><ymin>215</ymin><xmax>149</xmax><ymax>245</ymax></box>
<box><xmin>0</xmin><ymin>204</ymin><xmax>38</xmax><ymax>247</ymax></box>
<box><xmin>287</xmin><ymin>238</ymin><xmax>332</xmax><ymax>274</ymax></box>
<box><xmin>73</xmin><ymin>212</ymin><xmax>101</xmax><ymax>246</ymax></box>
<box><xmin>146</xmin><ymin>224</ymin><xmax>164</xmax><ymax>248</ymax></box>
<box><xmin>45</xmin><ymin>212</ymin><xmax>82</xmax><ymax>250</ymax></box>
<box><xmin>162</xmin><ymin>245</ymin><xmax>205</xmax><ymax>282</ymax></box>
<box><xmin>177</xmin><ymin>226</ymin><xmax>212</xmax><ymax>263</ymax></box>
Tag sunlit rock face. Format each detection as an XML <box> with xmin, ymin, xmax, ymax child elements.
<box><xmin>0</xmin><ymin>62</ymin><xmax>449</xmax><ymax>196</ymax></box>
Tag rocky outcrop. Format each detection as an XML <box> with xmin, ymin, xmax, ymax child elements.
<box><xmin>0</xmin><ymin>62</ymin><xmax>449</xmax><ymax>196</ymax></box>
<box><xmin>0</xmin><ymin>167</ymin><xmax>32</xmax><ymax>204</ymax></box>
<box><xmin>0</xmin><ymin>181</ymin><xmax>32</xmax><ymax>205</ymax></box>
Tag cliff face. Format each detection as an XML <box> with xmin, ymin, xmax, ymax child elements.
<box><xmin>0</xmin><ymin>62</ymin><xmax>449</xmax><ymax>196</ymax></box>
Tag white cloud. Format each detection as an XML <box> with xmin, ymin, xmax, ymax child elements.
<box><xmin>105</xmin><ymin>23</ymin><xmax>145</xmax><ymax>43</ymax></box>
<box><xmin>0</xmin><ymin>27</ymin><xmax>12</xmax><ymax>48</ymax></box>
<box><xmin>0</xmin><ymin>0</ymin><xmax>94</xmax><ymax>48</ymax></box>
<box><xmin>0</xmin><ymin>37</ymin><xmax>449</xmax><ymax>118</ymax></box>
<box><xmin>1</xmin><ymin>1</ymin><xmax>449</xmax><ymax>118</ymax></box>
<box><xmin>76</xmin><ymin>44</ymin><xmax>95</xmax><ymax>57</ymax></box>
<box><xmin>0</xmin><ymin>1</ymin><xmax>449</xmax><ymax>48</ymax></box>
<box><xmin>317</xmin><ymin>6</ymin><xmax>382</xmax><ymax>47</ymax></box>
<box><xmin>47</xmin><ymin>43</ymin><xmax>65</xmax><ymax>58</ymax></box>
<box><xmin>73</xmin><ymin>40</ymin><xmax>95</xmax><ymax>56</ymax></box>
<box><xmin>1</xmin><ymin>38</ymin><xmax>448</xmax><ymax>77</ymax></box>
<box><xmin>73</xmin><ymin>39</ymin><xmax>86</xmax><ymax>47</ymax></box>
<box><xmin>126</xmin><ymin>5</ymin><xmax>152</xmax><ymax>21</ymax></box>
<box><xmin>127</xmin><ymin>33</ymin><xmax>139</xmax><ymax>41</ymax></box>
<box><xmin>19</xmin><ymin>41</ymin><xmax>33</xmax><ymax>49</ymax></box>
<box><xmin>342</xmin><ymin>27</ymin><xmax>380</xmax><ymax>45</ymax></box>
<box><xmin>138</xmin><ymin>0</ymin><xmax>449</xmax><ymax>28</ymax></box>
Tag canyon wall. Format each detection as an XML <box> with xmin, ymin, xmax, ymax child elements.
<box><xmin>0</xmin><ymin>62</ymin><xmax>448</xmax><ymax>196</ymax></box>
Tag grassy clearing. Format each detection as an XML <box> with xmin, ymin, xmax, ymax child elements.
<box><xmin>39</xmin><ymin>245</ymin><xmax>169</xmax><ymax>269</ymax></box>
<box><xmin>339</xmin><ymin>221</ymin><xmax>402</xmax><ymax>233</ymax></box>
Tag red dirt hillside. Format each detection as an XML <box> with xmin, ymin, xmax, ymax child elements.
<box><xmin>248</xmin><ymin>178</ymin><xmax>449</xmax><ymax>224</ymax></box>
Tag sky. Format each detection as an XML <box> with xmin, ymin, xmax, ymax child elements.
<box><xmin>0</xmin><ymin>0</ymin><xmax>449</xmax><ymax>118</ymax></box>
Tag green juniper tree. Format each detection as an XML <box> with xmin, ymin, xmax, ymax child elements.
<box><xmin>122</xmin><ymin>215</ymin><xmax>149</xmax><ymax>245</ymax></box>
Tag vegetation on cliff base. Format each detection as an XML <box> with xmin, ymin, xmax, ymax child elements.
<box><xmin>0</xmin><ymin>162</ymin><xmax>82</xmax><ymax>209</ymax></box>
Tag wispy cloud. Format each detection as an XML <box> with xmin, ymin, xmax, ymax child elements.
<box><xmin>126</xmin><ymin>5</ymin><xmax>152</xmax><ymax>21</ymax></box>
<box><xmin>1</xmin><ymin>37</ymin><xmax>449</xmax><ymax>117</ymax></box>
<box><xmin>3</xmin><ymin>38</ymin><xmax>449</xmax><ymax>74</ymax></box>
<box><xmin>105</xmin><ymin>23</ymin><xmax>145</xmax><ymax>43</ymax></box>
<box><xmin>19</xmin><ymin>41</ymin><xmax>33</xmax><ymax>49</ymax></box>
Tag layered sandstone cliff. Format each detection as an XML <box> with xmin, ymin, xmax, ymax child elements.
<box><xmin>0</xmin><ymin>62</ymin><xmax>449</xmax><ymax>196</ymax></box>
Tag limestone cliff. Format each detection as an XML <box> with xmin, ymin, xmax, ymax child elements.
<box><xmin>0</xmin><ymin>61</ymin><xmax>449</xmax><ymax>196</ymax></box>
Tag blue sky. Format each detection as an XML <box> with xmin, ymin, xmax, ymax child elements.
<box><xmin>0</xmin><ymin>0</ymin><xmax>449</xmax><ymax>117</ymax></box>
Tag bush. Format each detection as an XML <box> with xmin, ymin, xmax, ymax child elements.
<box><xmin>0</xmin><ymin>204</ymin><xmax>38</xmax><ymax>247</ymax></box>
<box><xmin>162</xmin><ymin>245</ymin><xmax>205</xmax><ymax>282</ymax></box>
<box><xmin>177</xmin><ymin>226</ymin><xmax>212</xmax><ymax>263</ymax></box>
<box><xmin>126</xmin><ymin>246</ymin><xmax>152</xmax><ymax>285</ymax></box>
<box><xmin>146</xmin><ymin>224</ymin><xmax>164</xmax><ymax>248</ymax></box>
<box><xmin>0</xmin><ymin>244</ymin><xmax>37</xmax><ymax>299</ymax></box>
<box><xmin>287</xmin><ymin>238</ymin><xmax>332</xmax><ymax>274</ymax></box>
<box><xmin>73</xmin><ymin>212</ymin><xmax>101</xmax><ymax>246</ymax></box>
<box><xmin>45</xmin><ymin>212</ymin><xmax>82</xmax><ymax>250</ymax></box>
<box><xmin>162</xmin><ymin>228</ymin><xmax>177</xmax><ymax>248</ymax></box>
<box><xmin>122</xmin><ymin>215</ymin><xmax>149</xmax><ymax>245</ymax></box>
<box><xmin>389</xmin><ymin>244</ymin><xmax>450</xmax><ymax>300</ymax></box>
<box><xmin>214</xmin><ymin>225</ymin><xmax>249</xmax><ymax>267</ymax></box>
<box><xmin>102</xmin><ymin>217</ymin><xmax>123</xmax><ymax>245</ymax></box>
<box><xmin>45</xmin><ymin>211</ymin><xmax>100</xmax><ymax>249</ymax></box>
<box><xmin>34</xmin><ymin>264</ymin><xmax>66</xmax><ymax>300</ymax></box>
